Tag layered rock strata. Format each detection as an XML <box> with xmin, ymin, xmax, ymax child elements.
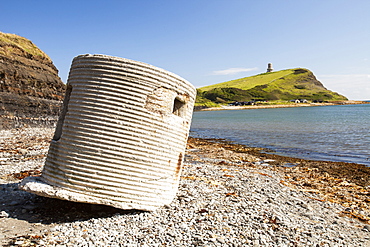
<box><xmin>0</xmin><ymin>32</ymin><xmax>65</xmax><ymax>122</ymax></box>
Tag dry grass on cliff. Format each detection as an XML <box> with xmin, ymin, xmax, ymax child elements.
<box><xmin>0</xmin><ymin>31</ymin><xmax>50</xmax><ymax>60</ymax></box>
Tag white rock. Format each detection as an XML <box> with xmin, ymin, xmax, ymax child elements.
<box><xmin>0</xmin><ymin>211</ymin><xmax>9</xmax><ymax>218</ymax></box>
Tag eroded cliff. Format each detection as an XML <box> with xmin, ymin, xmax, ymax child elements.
<box><xmin>0</xmin><ymin>32</ymin><xmax>65</xmax><ymax>122</ymax></box>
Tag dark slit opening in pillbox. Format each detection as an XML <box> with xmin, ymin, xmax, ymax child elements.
<box><xmin>173</xmin><ymin>97</ymin><xmax>186</xmax><ymax>117</ymax></box>
<box><xmin>53</xmin><ymin>84</ymin><xmax>72</xmax><ymax>141</ymax></box>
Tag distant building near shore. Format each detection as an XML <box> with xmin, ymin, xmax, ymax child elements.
<box><xmin>267</xmin><ymin>63</ymin><xmax>274</xmax><ymax>72</ymax></box>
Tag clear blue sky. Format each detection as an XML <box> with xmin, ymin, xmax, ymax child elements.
<box><xmin>2</xmin><ymin>0</ymin><xmax>370</xmax><ymax>100</ymax></box>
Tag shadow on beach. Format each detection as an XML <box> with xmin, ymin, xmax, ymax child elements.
<box><xmin>0</xmin><ymin>182</ymin><xmax>142</xmax><ymax>225</ymax></box>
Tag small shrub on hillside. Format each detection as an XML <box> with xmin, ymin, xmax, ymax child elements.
<box><xmin>294</xmin><ymin>85</ymin><xmax>306</xmax><ymax>89</ymax></box>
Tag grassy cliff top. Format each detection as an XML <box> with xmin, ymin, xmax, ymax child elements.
<box><xmin>199</xmin><ymin>68</ymin><xmax>314</xmax><ymax>91</ymax></box>
<box><xmin>0</xmin><ymin>31</ymin><xmax>51</xmax><ymax>60</ymax></box>
<box><xmin>197</xmin><ymin>68</ymin><xmax>347</xmax><ymax>104</ymax></box>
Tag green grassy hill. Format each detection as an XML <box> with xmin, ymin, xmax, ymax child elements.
<box><xmin>196</xmin><ymin>68</ymin><xmax>347</xmax><ymax>105</ymax></box>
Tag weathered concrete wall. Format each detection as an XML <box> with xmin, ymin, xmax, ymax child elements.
<box><xmin>20</xmin><ymin>54</ymin><xmax>196</xmax><ymax>211</ymax></box>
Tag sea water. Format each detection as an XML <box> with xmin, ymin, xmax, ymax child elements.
<box><xmin>190</xmin><ymin>104</ymin><xmax>370</xmax><ymax>166</ymax></box>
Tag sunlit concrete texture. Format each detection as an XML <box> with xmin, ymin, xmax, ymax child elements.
<box><xmin>20</xmin><ymin>54</ymin><xmax>196</xmax><ymax>211</ymax></box>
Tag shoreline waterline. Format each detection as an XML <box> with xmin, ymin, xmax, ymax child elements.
<box><xmin>187</xmin><ymin>136</ymin><xmax>370</xmax><ymax>185</ymax></box>
<box><xmin>186</xmin><ymin>136</ymin><xmax>370</xmax><ymax>224</ymax></box>
<box><xmin>191</xmin><ymin>103</ymin><xmax>370</xmax><ymax>166</ymax></box>
<box><xmin>196</xmin><ymin>100</ymin><xmax>370</xmax><ymax>111</ymax></box>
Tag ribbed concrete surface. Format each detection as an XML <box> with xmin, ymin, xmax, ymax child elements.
<box><xmin>20</xmin><ymin>54</ymin><xmax>196</xmax><ymax>211</ymax></box>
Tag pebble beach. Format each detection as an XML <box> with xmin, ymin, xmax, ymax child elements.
<box><xmin>1</xmin><ymin>123</ymin><xmax>370</xmax><ymax>246</ymax></box>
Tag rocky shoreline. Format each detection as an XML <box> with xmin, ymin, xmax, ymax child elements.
<box><xmin>1</xmin><ymin>123</ymin><xmax>369</xmax><ymax>246</ymax></box>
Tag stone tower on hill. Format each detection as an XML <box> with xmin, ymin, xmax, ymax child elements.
<box><xmin>267</xmin><ymin>63</ymin><xmax>273</xmax><ymax>72</ymax></box>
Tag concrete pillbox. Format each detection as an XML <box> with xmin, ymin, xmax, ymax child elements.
<box><xmin>20</xmin><ymin>54</ymin><xmax>196</xmax><ymax>211</ymax></box>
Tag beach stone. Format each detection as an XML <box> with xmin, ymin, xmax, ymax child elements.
<box><xmin>8</xmin><ymin>201</ymin><xmax>19</xmax><ymax>206</ymax></box>
<box><xmin>18</xmin><ymin>149</ymin><xmax>28</xmax><ymax>155</ymax></box>
<box><xmin>0</xmin><ymin>211</ymin><xmax>9</xmax><ymax>218</ymax></box>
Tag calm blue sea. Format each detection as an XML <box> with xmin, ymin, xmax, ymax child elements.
<box><xmin>190</xmin><ymin>104</ymin><xmax>370</xmax><ymax>166</ymax></box>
